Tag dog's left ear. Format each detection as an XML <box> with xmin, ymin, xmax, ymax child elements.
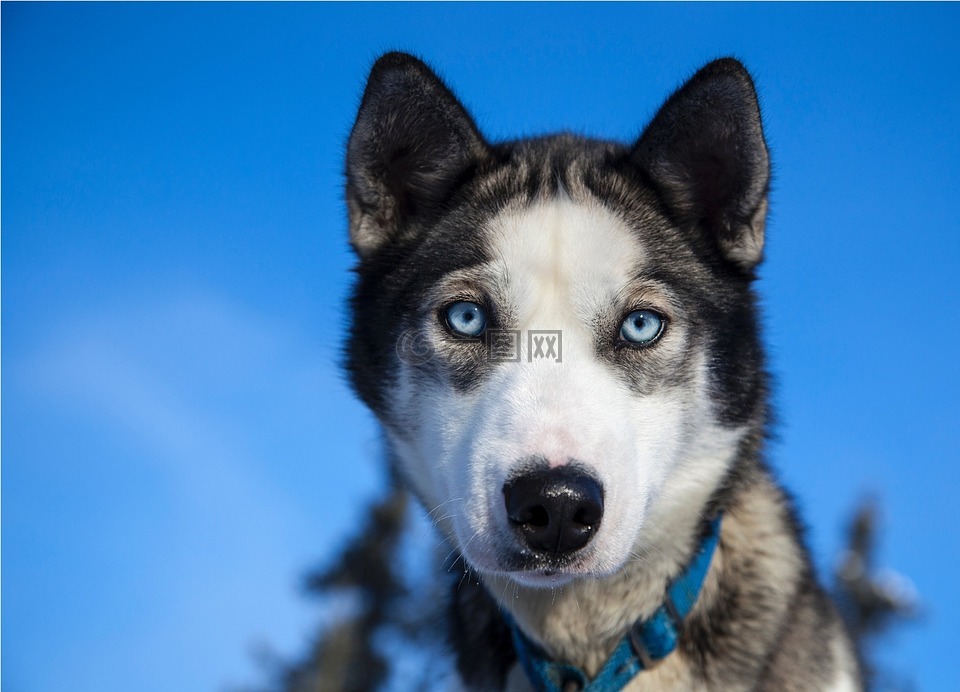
<box><xmin>633</xmin><ymin>58</ymin><xmax>770</xmax><ymax>271</ymax></box>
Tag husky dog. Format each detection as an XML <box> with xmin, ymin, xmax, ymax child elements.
<box><xmin>344</xmin><ymin>52</ymin><xmax>861</xmax><ymax>691</ymax></box>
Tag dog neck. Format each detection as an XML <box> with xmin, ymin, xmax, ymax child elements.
<box><xmin>506</xmin><ymin>515</ymin><xmax>722</xmax><ymax>691</ymax></box>
<box><xmin>484</xmin><ymin>502</ymin><xmax>718</xmax><ymax>679</ymax></box>
<box><xmin>482</xmin><ymin>429</ymin><xmax>750</xmax><ymax>677</ymax></box>
<box><xmin>476</xmin><ymin>468</ymin><xmax>808</xmax><ymax>692</ymax></box>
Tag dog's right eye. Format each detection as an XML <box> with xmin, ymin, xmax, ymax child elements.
<box><xmin>444</xmin><ymin>301</ymin><xmax>487</xmax><ymax>338</ymax></box>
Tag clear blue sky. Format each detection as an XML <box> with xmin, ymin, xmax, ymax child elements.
<box><xmin>3</xmin><ymin>3</ymin><xmax>958</xmax><ymax>690</ymax></box>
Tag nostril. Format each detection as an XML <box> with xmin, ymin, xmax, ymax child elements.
<box><xmin>511</xmin><ymin>504</ymin><xmax>550</xmax><ymax>527</ymax></box>
<box><xmin>503</xmin><ymin>465</ymin><xmax>604</xmax><ymax>556</ymax></box>
<box><xmin>527</xmin><ymin>505</ymin><xmax>550</xmax><ymax>528</ymax></box>
<box><xmin>573</xmin><ymin>504</ymin><xmax>602</xmax><ymax>527</ymax></box>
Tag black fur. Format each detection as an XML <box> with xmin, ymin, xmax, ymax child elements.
<box><xmin>344</xmin><ymin>53</ymin><xmax>860</xmax><ymax>691</ymax></box>
<box><xmin>449</xmin><ymin>573</ymin><xmax>517</xmax><ymax>689</ymax></box>
<box><xmin>346</xmin><ymin>52</ymin><xmax>488</xmax><ymax>256</ymax></box>
<box><xmin>633</xmin><ymin>58</ymin><xmax>770</xmax><ymax>271</ymax></box>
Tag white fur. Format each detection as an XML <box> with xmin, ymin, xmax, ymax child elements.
<box><xmin>386</xmin><ymin>197</ymin><xmax>744</xmax><ymax>591</ymax></box>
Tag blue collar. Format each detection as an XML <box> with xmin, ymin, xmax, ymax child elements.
<box><xmin>506</xmin><ymin>515</ymin><xmax>722</xmax><ymax>692</ymax></box>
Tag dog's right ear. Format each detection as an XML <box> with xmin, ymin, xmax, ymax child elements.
<box><xmin>346</xmin><ymin>52</ymin><xmax>487</xmax><ymax>257</ymax></box>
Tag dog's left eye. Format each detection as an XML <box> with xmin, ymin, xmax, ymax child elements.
<box><xmin>444</xmin><ymin>301</ymin><xmax>487</xmax><ymax>338</ymax></box>
<box><xmin>619</xmin><ymin>309</ymin><xmax>665</xmax><ymax>345</ymax></box>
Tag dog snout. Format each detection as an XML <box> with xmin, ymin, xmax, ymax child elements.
<box><xmin>503</xmin><ymin>466</ymin><xmax>604</xmax><ymax>555</ymax></box>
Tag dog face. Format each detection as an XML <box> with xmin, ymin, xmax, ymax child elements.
<box><xmin>345</xmin><ymin>53</ymin><xmax>770</xmax><ymax>588</ymax></box>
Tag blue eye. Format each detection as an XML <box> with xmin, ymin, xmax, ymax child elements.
<box><xmin>445</xmin><ymin>301</ymin><xmax>487</xmax><ymax>338</ymax></box>
<box><xmin>619</xmin><ymin>309</ymin><xmax>665</xmax><ymax>345</ymax></box>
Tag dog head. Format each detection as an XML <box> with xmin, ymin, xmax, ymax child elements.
<box><xmin>345</xmin><ymin>53</ymin><xmax>769</xmax><ymax>587</ymax></box>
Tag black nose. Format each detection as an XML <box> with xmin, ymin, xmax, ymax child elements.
<box><xmin>503</xmin><ymin>466</ymin><xmax>604</xmax><ymax>555</ymax></box>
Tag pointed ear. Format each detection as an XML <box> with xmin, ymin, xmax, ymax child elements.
<box><xmin>346</xmin><ymin>52</ymin><xmax>487</xmax><ymax>257</ymax></box>
<box><xmin>633</xmin><ymin>58</ymin><xmax>770</xmax><ymax>270</ymax></box>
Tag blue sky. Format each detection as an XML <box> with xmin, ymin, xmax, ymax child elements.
<box><xmin>3</xmin><ymin>3</ymin><xmax>958</xmax><ymax>690</ymax></box>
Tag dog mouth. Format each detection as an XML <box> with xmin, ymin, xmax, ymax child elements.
<box><xmin>505</xmin><ymin>568</ymin><xmax>578</xmax><ymax>589</ymax></box>
<box><xmin>483</xmin><ymin>561</ymin><xmax>581</xmax><ymax>589</ymax></box>
<box><xmin>468</xmin><ymin>543</ymin><xmax>598</xmax><ymax>588</ymax></box>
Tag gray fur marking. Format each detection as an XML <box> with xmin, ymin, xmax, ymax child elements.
<box><xmin>344</xmin><ymin>52</ymin><xmax>862</xmax><ymax>690</ymax></box>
